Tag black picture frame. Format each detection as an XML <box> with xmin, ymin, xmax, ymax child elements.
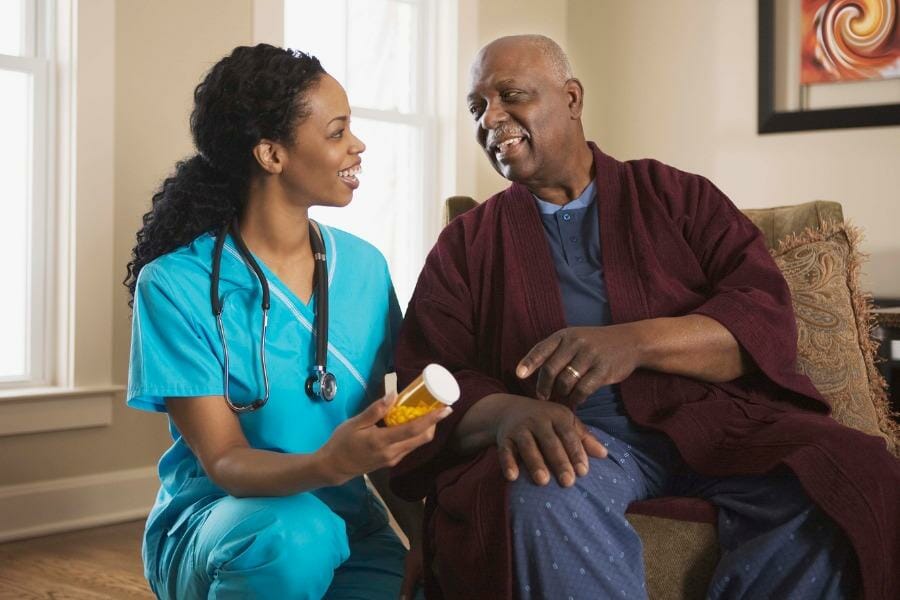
<box><xmin>758</xmin><ymin>0</ymin><xmax>900</xmax><ymax>134</ymax></box>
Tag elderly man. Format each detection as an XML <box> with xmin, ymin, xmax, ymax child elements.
<box><xmin>391</xmin><ymin>35</ymin><xmax>898</xmax><ymax>599</ymax></box>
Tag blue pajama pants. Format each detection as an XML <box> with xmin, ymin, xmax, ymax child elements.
<box><xmin>150</xmin><ymin>493</ymin><xmax>415</xmax><ymax>600</ymax></box>
<box><xmin>509</xmin><ymin>415</ymin><xmax>860</xmax><ymax>599</ymax></box>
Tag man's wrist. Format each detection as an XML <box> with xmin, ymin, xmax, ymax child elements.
<box><xmin>625</xmin><ymin>319</ymin><xmax>655</xmax><ymax>370</ymax></box>
<box><xmin>482</xmin><ymin>394</ymin><xmax>531</xmax><ymax>439</ymax></box>
<box><xmin>452</xmin><ymin>393</ymin><xmax>523</xmax><ymax>454</ymax></box>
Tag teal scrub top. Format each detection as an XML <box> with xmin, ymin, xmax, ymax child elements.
<box><xmin>127</xmin><ymin>224</ymin><xmax>403</xmax><ymax>570</ymax></box>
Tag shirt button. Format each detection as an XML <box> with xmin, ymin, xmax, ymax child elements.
<box><xmin>576</xmin><ymin>257</ymin><xmax>584</xmax><ymax>263</ymax></box>
<box><xmin>562</xmin><ymin>213</ymin><xmax>572</xmax><ymax>221</ymax></box>
<box><xmin>570</xmin><ymin>236</ymin><xmax>578</xmax><ymax>242</ymax></box>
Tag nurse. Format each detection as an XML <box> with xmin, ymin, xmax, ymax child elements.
<box><xmin>123</xmin><ymin>44</ymin><xmax>445</xmax><ymax>599</ymax></box>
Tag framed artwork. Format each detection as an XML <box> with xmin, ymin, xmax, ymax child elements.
<box><xmin>758</xmin><ymin>0</ymin><xmax>900</xmax><ymax>133</ymax></box>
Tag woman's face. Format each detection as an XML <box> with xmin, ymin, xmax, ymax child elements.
<box><xmin>277</xmin><ymin>74</ymin><xmax>365</xmax><ymax>208</ymax></box>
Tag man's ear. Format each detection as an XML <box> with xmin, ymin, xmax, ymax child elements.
<box><xmin>252</xmin><ymin>140</ymin><xmax>283</xmax><ymax>174</ymax></box>
<box><xmin>565</xmin><ymin>78</ymin><xmax>585</xmax><ymax>120</ymax></box>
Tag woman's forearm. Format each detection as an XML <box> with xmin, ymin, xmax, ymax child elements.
<box><xmin>166</xmin><ymin>396</ymin><xmax>337</xmax><ymax>498</ymax></box>
<box><xmin>169</xmin><ymin>393</ymin><xmax>448</xmax><ymax>500</ymax></box>
<box><xmin>208</xmin><ymin>446</ymin><xmax>335</xmax><ymax>498</ymax></box>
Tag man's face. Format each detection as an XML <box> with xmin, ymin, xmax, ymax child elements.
<box><xmin>466</xmin><ymin>42</ymin><xmax>573</xmax><ymax>184</ymax></box>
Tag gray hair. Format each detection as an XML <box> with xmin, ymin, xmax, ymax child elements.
<box><xmin>480</xmin><ymin>34</ymin><xmax>574</xmax><ymax>83</ymax></box>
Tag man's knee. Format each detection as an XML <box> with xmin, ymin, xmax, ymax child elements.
<box><xmin>508</xmin><ymin>461</ymin><xmax>630</xmax><ymax>526</ymax></box>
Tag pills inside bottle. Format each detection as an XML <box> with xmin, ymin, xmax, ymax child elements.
<box><xmin>384</xmin><ymin>364</ymin><xmax>460</xmax><ymax>426</ymax></box>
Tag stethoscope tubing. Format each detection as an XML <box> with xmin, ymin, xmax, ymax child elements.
<box><xmin>215</xmin><ymin>309</ymin><xmax>269</xmax><ymax>413</ymax></box>
<box><xmin>211</xmin><ymin>218</ymin><xmax>333</xmax><ymax>412</ymax></box>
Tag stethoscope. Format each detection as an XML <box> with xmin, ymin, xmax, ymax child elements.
<box><xmin>210</xmin><ymin>218</ymin><xmax>337</xmax><ymax>413</ymax></box>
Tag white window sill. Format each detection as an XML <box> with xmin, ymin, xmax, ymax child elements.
<box><xmin>0</xmin><ymin>385</ymin><xmax>123</xmax><ymax>437</ymax></box>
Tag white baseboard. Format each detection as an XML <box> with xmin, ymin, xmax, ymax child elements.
<box><xmin>0</xmin><ymin>465</ymin><xmax>158</xmax><ymax>543</ymax></box>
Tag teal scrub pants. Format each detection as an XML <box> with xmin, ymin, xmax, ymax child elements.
<box><xmin>151</xmin><ymin>493</ymin><xmax>411</xmax><ymax>599</ymax></box>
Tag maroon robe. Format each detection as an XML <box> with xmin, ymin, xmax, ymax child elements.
<box><xmin>391</xmin><ymin>144</ymin><xmax>899</xmax><ymax>599</ymax></box>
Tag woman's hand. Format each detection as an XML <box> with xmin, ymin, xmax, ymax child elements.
<box><xmin>516</xmin><ymin>325</ymin><xmax>643</xmax><ymax>405</ymax></box>
<box><xmin>320</xmin><ymin>396</ymin><xmax>452</xmax><ymax>486</ymax></box>
<box><xmin>495</xmin><ymin>395</ymin><xmax>607</xmax><ymax>487</ymax></box>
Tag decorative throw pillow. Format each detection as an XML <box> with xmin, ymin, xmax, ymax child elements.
<box><xmin>772</xmin><ymin>223</ymin><xmax>899</xmax><ymax>456</ymax></box>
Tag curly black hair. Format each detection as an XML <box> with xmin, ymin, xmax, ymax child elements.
<box><xmin>124</xmin><ymin>44</ymin><xmax>325</xmax><ymax>305</ymax></box>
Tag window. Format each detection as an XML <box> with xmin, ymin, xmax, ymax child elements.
<box><xmin>0</xmin><ymin>0</ymin><xmax>53</xmax><ymax>387</ymax></box>
<box><xmin>284</xmin><ymin>0</ymin><xmax>455</xmax><ymax>308</ymax></box>
<box><xmin>0</xmin><ymin>1</ymin><xmax>119</xmax><ymax>435</ymax></box>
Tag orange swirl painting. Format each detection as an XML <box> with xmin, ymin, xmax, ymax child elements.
<box><xmin>801</xmin><ymin>0</ymin><xmax>900</xmax><ymax>84</ymax></box>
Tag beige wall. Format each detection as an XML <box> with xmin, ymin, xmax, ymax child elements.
<box><xmin>112</xmin><ymin>0</ymin><xmax>259</xmax><ymax>457</ymax></box>
<box><xmin>568</xmin><ymin>0</ymin><xmax>900</xmax><ymax>297</ymax></box>
<box><xmin>111</xmin><ymin>0</ymin><xmax>255</xmax><ymax>444</ymax></box>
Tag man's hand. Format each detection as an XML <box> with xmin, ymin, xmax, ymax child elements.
<box><xmin>495</xmin><ymin>396</ymin><xmax>607</xmax><ymax>487</ymax></box>
<box><xmin>516</xmin><ymin>325</ymin><xmax>643</xmax><ymax>405</ymax></box>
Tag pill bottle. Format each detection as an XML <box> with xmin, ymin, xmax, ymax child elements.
<box><xmin>384</xmin><ymin>363</ymin><xmax>459</xmax><ymax>426</ymax></box>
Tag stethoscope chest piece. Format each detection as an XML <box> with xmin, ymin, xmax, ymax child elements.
<box><xmin>306</xmin><ymin>367</ymin><xmax>337</xmax><ymax>402</ymax></box>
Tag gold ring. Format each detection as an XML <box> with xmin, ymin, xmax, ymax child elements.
<box><xmin>564</xmin><ymin>365</ymin><xmax>582</xmax><ymax>379</ymax></box>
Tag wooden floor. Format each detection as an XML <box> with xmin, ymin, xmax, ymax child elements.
<box><xmin>0</xmin><ymin>520</ymin><xmax>153</xmax><ymax>599</ymax></box>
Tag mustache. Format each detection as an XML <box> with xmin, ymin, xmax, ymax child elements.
<box><xmin>485</xmin><ymin>125</ymin><xmax>528</xmax><ymax>149</ymax></box>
